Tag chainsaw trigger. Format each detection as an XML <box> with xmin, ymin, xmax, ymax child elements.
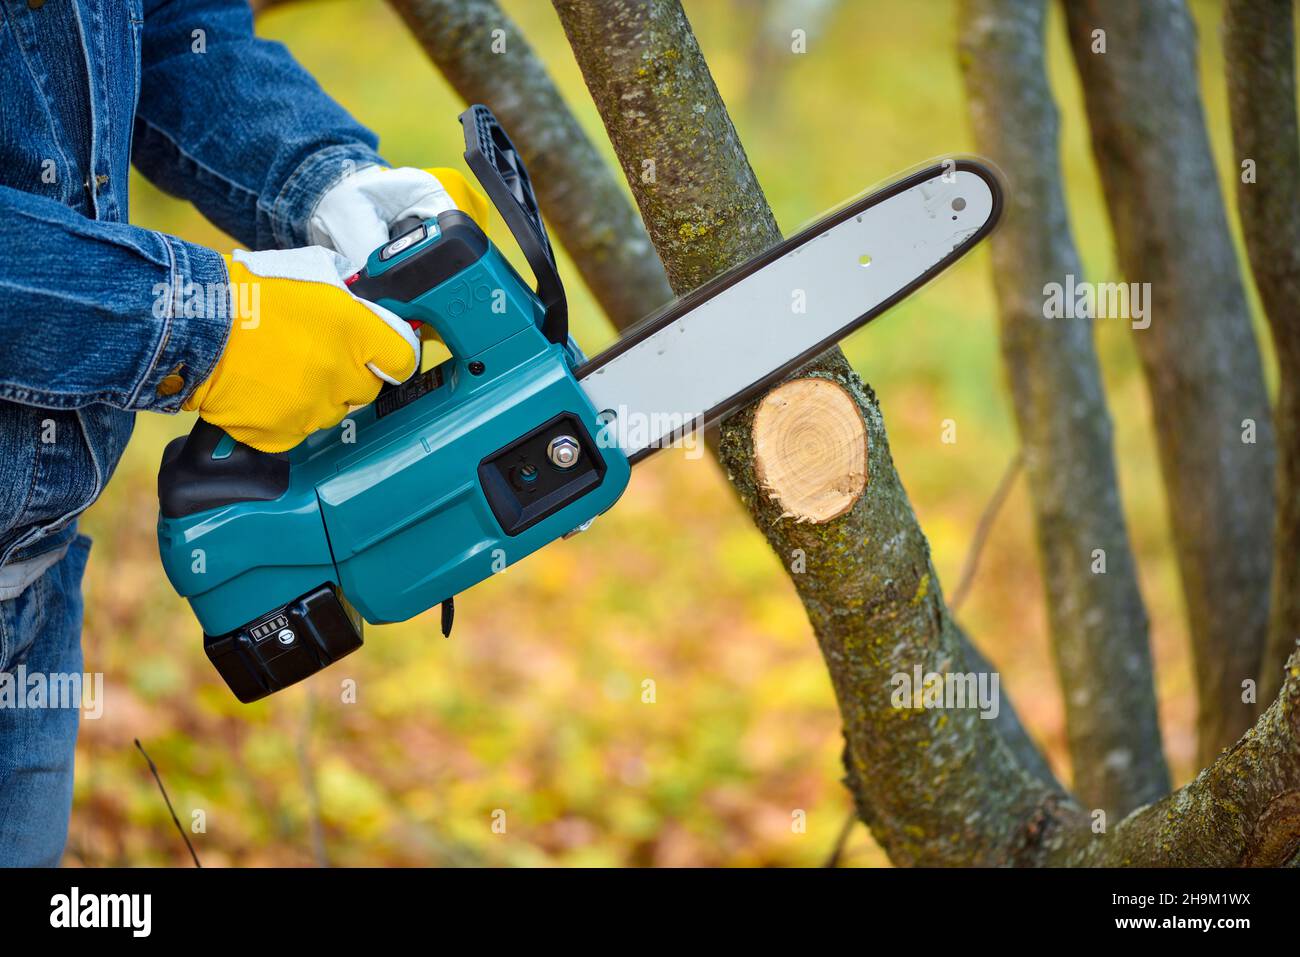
<box><xmin>440</xmin><ymin>596</ymin><xmax>455</xmax><ymax>638</ymax></box>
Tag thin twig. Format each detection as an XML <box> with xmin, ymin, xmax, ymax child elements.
<box><xmin>134</xmin><ymin>738</ymin><xmax>201</xmax><ymax>868</ymax></box>
<box><xmin>822</xmin><ymin>808</ymin><xmax>857</xmax><ymax>868</ymax></box>
<box><xmin>948</xmin><ymin>450</ymin><xmax>1023</xmax><ymax>614</ymax></box>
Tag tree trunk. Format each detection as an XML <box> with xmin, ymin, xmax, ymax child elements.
<box><xmin>1223</xmin><ymin>0</ymin><xmax>1300</xmax><ymax>708</ymax></box>
<box><xmin>386</xmin><ymin>0</ymin><xmax>675</xmax><ymax>330</ymax></box>
<box><xmin>958</xmin><ymin>0</ymin><xmax>1168</xmax><ymax>817</ymax></box>
<box><xmin>552</xmin><ymin>0</ymin><xmax>1077</xmax><ymax>864</ymax></box>
<box><xmin>1062</xmin><ymin>0</ymin><xmax>1276</xmax><ymax>766</ymax></box>
<box><xmin>552</xmin><ymin>0</ymin><xmax>783</xmax><ymax>293</ymax></box>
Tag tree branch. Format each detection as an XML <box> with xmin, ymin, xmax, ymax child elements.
<box><xmin>134</xmin><ymin>738</ymin><xmax>202</xmax><ymax>868</ymax></box>
<box><xmin>822</xmin><ymin>807</ymin><xmax>857</xmax><ymax>868</ymax></box>
<box><xmin>385</xmin><ymin>0</ymin><xmax>674</xmax><ymax>331</ymax></box>
<box><xmin>1223</xmin><ymin>0</ymin><xmax>1300</xmax><ymax>708</ymax></box>
<box><xmin>947</xmin><ymin>450</ymin><xmax>1020</xmax><ymax>615</ymax></box>
<box><xmin>552</xmin><ymin>0</ymin><xmax>1075</xmax><ymax>865</ymax></box>
<box><xmin>1062</xmin><ymin>0</ymin><xmax>1276</xmax><ymax>766</ymax></box>
<box><xmin>1067</xmin><ymin>649</ymin><xmax>1300</xmax><ymax>866</ymax></box>
<box><xmin>959</xmin><ymin>0</ymin><xmax>1168</xmax><ymax>817</ymax></box>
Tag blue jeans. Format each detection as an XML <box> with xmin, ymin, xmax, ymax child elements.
<box><xmin>0</xmin><ymin>535</ymin><xmax>90</xmax><ymax>867</ymax></box>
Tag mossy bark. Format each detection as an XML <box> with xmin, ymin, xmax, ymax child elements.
<box><xmin>1066</xmin><ymin>651</ymin><xmax>1300</xmax><ymax>867</ymax></box>
<box><xmin>726</xmin><ymin>364</ymin><xmax>1088</xmax><ymax>864</ymax></box>
<box><xmin>552</xmin><ymin>0</ymin><xmax>783</xmax><ymax>292</ymax></box>
<box><xmin>958</xmin><ymin>0</ymin><xmax>1168</xmax><ymax>818</ymax></box>
<box><xmin>1223</xmin><ymin>0</ymin><xmax>1300</xmax><ymax>708</ymax></box>
<box><xmin>386</xmin><ymin>0</ymin><xmax>675</xmax><ymax>331</ymax></box>
<box><xmin>1062</xmin><ymin>0</ymin><xmax>1276</xmax><ymax>766</ymax></box>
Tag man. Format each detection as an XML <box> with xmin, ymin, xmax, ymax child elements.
<box><xmin>0</xmin><ymin>0</ymin><xmax>484</xmax><ymax>865</ymax></box>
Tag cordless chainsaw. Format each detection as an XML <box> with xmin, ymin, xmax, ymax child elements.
<box><xmin>156</xmin><ymin>105</ymin><xmax>1002</xmax><ymax>702</ymax></box>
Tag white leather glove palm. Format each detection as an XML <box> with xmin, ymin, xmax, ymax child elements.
<box><xmin>308</xmin><ymin>166</ymin><xmax>488</xmax><ymax>269</ymax></box>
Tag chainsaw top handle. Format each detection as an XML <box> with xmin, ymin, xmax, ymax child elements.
<box><xmin>457</xmin><ymin>104</ymin><xmax>566</xmax><ymax>346</ymax></box>
<box><xmin>347</xmin><ymin>104</ymin><xmax>565</xmax><ymax>346</ymax></box>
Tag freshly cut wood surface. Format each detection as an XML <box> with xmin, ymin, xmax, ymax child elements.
<box><xmin>752</xmin><ymin>378</ymin><xmax>867</xmax><ymax>524</ymax></box>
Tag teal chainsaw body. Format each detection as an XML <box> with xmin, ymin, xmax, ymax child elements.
<box><xmin>156</xmin><ymin>106</ymin><xmax>630</xmax><ymax>701</ymax></box>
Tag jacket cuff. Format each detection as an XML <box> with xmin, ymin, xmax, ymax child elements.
<box><xmin>270</xmin><ymin>142</ymin><xmax>388</xmax><ymax>249</ymax></box>
<box><xmin>132</xmin><ymin>238</ymin><xmax>233</xmax><ymax>413</ymax></box>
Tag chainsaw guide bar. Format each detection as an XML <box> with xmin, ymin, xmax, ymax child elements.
<box><xmin>577</xmin><ymin>161</ymin><xmax>1002</xmax><ymax>462</ymax></box>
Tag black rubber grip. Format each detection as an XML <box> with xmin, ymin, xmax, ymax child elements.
<box><xmin>158</xmin><ymin>419</ymin><xmax>289</xmax><ymax>519</ymax></box>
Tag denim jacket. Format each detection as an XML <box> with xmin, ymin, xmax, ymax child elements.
<box><xmin>0</xmin><ymin>0</ymin><xmax>385</xmax><ymax>574</ymax></box>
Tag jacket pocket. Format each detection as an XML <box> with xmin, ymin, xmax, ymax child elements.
<box><xmin>0</xmin><ymin>403</ymin><xmax>111</xmax><ymax>566</ymax></box>
<box><xmin>0</xmin><ymin>534</ymin><xmax>88</xmax><ymax>673</ymax></box>
<box><xmin>0</xmin><ymin>560</ymin><xmax>50</xmax><ymax>672</ymax></box>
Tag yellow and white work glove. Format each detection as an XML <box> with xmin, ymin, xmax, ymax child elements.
<box><xmin>307</xmin><ymin>165</ymin><xmax>490</xmax><ymax>269</ymax></box>
<box><xmin>183</xmin><ymin>247</ymin><xmax>420</xmax><ymax>453</ymax></box>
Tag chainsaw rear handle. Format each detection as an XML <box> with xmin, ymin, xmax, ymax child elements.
<box><xmin>157</xmin><ymin>207</ymin><xmax>490</xmax><ymax>519</ymax></box>
<box><xmin>158</xmin><ymin>418</ymin><xmax>289</xmax><ymax>519</ymax></box>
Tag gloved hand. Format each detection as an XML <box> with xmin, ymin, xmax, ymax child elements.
<box><xmin>307</xmin><ymin>165</ymin><xmax>490</xmax><ymax>269</ymax></box>
<box><xmin>183</xmin><ymin>247</ymin><xmax>419</xmax><ymax>454</ymax></box>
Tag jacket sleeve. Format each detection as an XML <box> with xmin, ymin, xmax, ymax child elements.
<box><xmin>133</xmin><ymin>0</ymin><xmax>387</xmax><ymax>251</ymax></box>
<box><xmin>0</xmin><ymin>185</ymin><xmax>231</xmax><ymax>412</ymax></box>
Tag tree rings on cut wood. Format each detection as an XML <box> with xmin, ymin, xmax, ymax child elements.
<box><xmin>752</xmin><ymin>378</ymin><xmax>868</xmax><ymax>523</ymax></box>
